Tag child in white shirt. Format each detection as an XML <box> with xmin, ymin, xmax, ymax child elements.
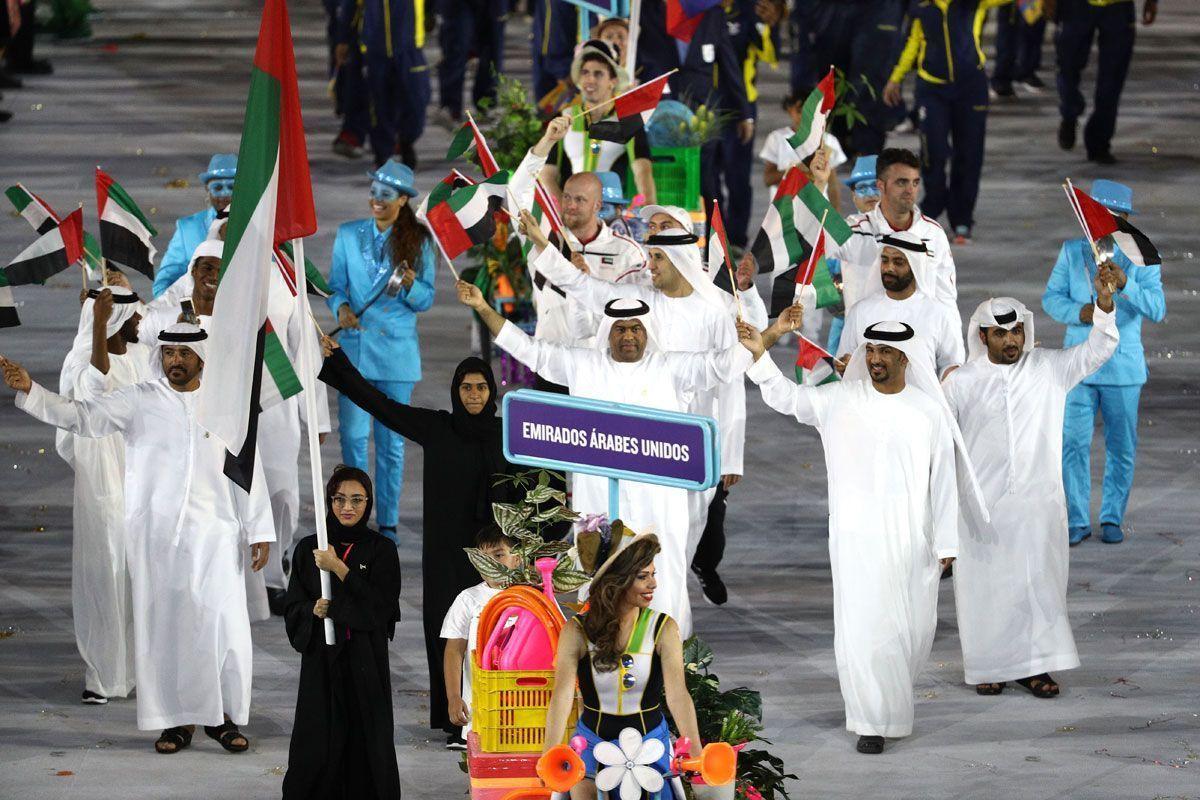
<box><xmin>440</xmin><ymin>525</ymin><xmax>519</xmax><ymax>749</ymax></box>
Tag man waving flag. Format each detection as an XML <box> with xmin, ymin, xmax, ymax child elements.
<box><xmin>197</xmin><ymin>0</ymin><xmax>316</xmax><ymax>490</ymax></box>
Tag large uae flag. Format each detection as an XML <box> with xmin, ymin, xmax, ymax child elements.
<box><xmin>196</xmin><ymin>0</ymin><xmax>315</xmax><ymax>490</ymax></box>
<box><xmin>95</xmin><ymin>168</ymin><xmax>158</xmax><ymax>279</ymax></box>
<box><xmin>4</xmin><ymin>207</ymin><xmax>85</xmax><ymax>285</ymax></box>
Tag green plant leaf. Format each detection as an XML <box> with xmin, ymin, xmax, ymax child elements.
<box><xmin>550</xmin><ymin>565</ymin><xmax>591</xmax><ymax>593</ymax></box>
<box><xmin>464</xmin><ymin>547</ymin><xmax>511</xmax><ymax>585</ymax></box>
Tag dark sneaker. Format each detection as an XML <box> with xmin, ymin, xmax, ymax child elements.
<box><xmin>0</xmin><ymin>70</ymin><xmax>21</xmax><ymax>89</ymax></box>
<box><xmin>82</xmin><ymin>690</ymin><xmax>108</xmax><ymax>705</ymax></box>
<box><xmin>1088</xmin><ymin>150</ymin><xmax>1118</xmax><ymax>165</ymax></box>
<box><xmin>446</xmin><ymin>733</ymin><xmax>467</xmax><ymax>750</ymax></box>
<box><xmin>990</xmin><ymin>81</ymin><xmax>1015</xmax><ymax>99</ymax></box>
<box><xmin>331</xmin><ymin>132</ymin><xmax>364</xmax><ymax>159</ymax></box>
<box><xmin>1058</xmin><ymin>118</ymin><xmax>1076</xmax><ymax>151</ymax></box>
<box><xmin>691</xmin><ymin>564</ymin><xmax>728</xmax><ymax>605</ymax></box>
<box><xmin>1017</xmin><ymin>74</ymin><xmax>1046</xmax><ymax>93</ymax></box>
<box><xmin>10</xmin><ymin>58</ymin><xmax>53</xmax><ymax>75</ymax></box>
<box><xmin>953</xmin><ymin>225</ymin><xmax>972</xmax><ymax>245</ymax></box>
<box><xmin>1099</xmin><ymin>523</ymin><xmax>1124</xmax><ymax>544</ymax></box>
<box><xmin>1068</xmin><ymin>525</ymin><xmax>1092</xmax><ymax>546</ymax></box>
<box><xmin>856</xmin><ymin>735</ymin><xmax>884</xmax><ymax>754</ymax></box>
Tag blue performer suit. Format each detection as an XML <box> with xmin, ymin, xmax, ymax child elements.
<box><xmin>153</xmin><ymin>154</ymin><xmax>236</xmax><ymax>298</ymax></box>
<box><xmin>1040</xmin><ymin>180</ymin><xmax>1165</xmax><ymax>545</ymax></box>
<box><xmin>326</xmin><ymin>162</ymin><xmax>437</xmax><ymax>538</ymax></box>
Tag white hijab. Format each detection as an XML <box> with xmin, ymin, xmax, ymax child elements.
<box><xmin>966</xmin><ymin>297</ymin><xmax>1035</xmax><ymax>363</ymax></box>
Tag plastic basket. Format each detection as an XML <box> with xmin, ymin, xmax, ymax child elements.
<box><xmin>471</xmin><ymin>660</ymin><xmax>576</xmax><ymax>754</ymax></box>
<box><xmin>630</xmin><ymin>145</ymin><xmax>702</xmax><ymax>212</ymax></box>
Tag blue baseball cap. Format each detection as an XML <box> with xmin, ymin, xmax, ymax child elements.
<box><xmin>198</xmin><ymin>153</ymin><xmax>237</xmax><ymax>184</ymax></box>
<box><xmin>596</xmin><ymin>171</ymin><xmax>630</xmax><ymax>206</ymax></box>
<box><xmin>842</xmin><ymin>155</ymin><xmax>877</xmax><ymax>189</ymax></box>
<box><xmin>1091</xmin><ymin>179</ymin><xmax>1135</xmax><ymax>215</ymax></box>
<box><xmin>366</xmin><ymin>158</ymin><xmax>418</xmax><ymax>197</ymax></box>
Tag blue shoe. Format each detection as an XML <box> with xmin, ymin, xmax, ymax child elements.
<box><xmin>1100</xmin><ymin>523</ymin><xmax>1125</xmax><ymax>544</ymax></box>
<box><xmin>1068</xmin><ymin>526</ymin><xmax>1092</xmax><ymax>546</ymax></box>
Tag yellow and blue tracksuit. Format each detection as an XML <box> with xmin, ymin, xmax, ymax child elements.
<box><xmin>324</xmin><ymin>0</ymin><xmax>370</xmax><ymax>146</ymax></box>
<box><xmin>1041</xmin><ymin>237</ymin><xmax>1166</xmax><ymax>530</ymax></box>
<box><xmin>890</xmin><ymin>0</ymin><xmax>1011</xmax><ymax>231</ymax></box>
<box><xmin>992</xmin><ymin>0</ymin><xmax>1047</xmax><ymax>88</ymax></box>
<box><xmin>435</xmin><ymin>0</ymin><xmax>506</xmax><ymax>118</ymax></box>
<box><xmin>791</xmin><ymin>0</ymin><xmax>908</xmax><ymax>157</ymax></box>
<box><xmin>531</xmin><ymin>0</ymin><xmax>577</xmax><ymax>100</ymax></box>
<box><xmin>337</xmin><ymin>0</ymin><xmax>431</xmax><ymax>166</ymax></box>
<box><xmin>1055</xmin><ymin>0</ymin><xmax>1137</xmax><ymax>159</ymax></box>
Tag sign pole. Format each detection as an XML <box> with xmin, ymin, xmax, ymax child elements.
<box><xmin>608</xmin><ymin>477</ymin><xmax>620</xmax><ymax>524</ymax></box>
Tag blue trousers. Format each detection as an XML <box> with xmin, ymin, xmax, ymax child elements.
<box><xmin>916</xmin><ymin>69</ymin><xmax>989</xmax><ymax>230</ymax></box>
<box><xmin>436</xmin><ymin>0</ymin><xmax>506</xmax><ymax>117</ymax></box>
<box><xmin>1062</xmin><ymin>383</ymin><xmax>1141</xmax><ymax>528</ymax></box>
<box><xmin>364</xmin><ymin>49</ymin><xmax>431</xmax><ymax>166</ymax></box>
<box><xmin>323</xmin><ymin>0</ymin><xmax>369</xmax><ymax>142</ymax></box>
<box><xmin>1055</xmin><ymin>0</ymin><xmax>1135</xmax><ymax>158</ymax></box>
<box><xmin>337</xmin><ymin>379</ymin><xmax>414</xmax><ymax>535</ymax></box>
<box><xmin>992</xmin><ymin>3</ymin><xmax>1047</xmax><ymax>85</ymax></box>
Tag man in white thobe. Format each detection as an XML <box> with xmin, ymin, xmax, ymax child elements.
<box><xmin>56</xmin><ymin>286</ymin><xmax>149</xmax><ymax>704</ymax></box>
<box><xmin>1</xmin><ymin>324</ymin><xmax>274</xmax><ymax>752</ymax></box>
<box><xmin>458</xmin><ymin>281</ymin><xmax>753</xmax><ymax>638</ymax></box>
<box><xmin>740</xmin><ymin>317</ymin><xmax>981</xmax><ymax>754</ymax></box>
<box><xmin>945</xmin><ymin>293</ymin><xmax>1118</xmax><ymax>697</ymax></box>
<box><xmin>838</xmin><ymin>232</ymin><xmax>964</xmax><ymax>380</ymax></box>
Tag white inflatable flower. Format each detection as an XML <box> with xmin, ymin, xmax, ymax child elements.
<box><xmin>593</xmin><ymin>727</ymin><xmax>666</xmax><ymax>800</ymax></box>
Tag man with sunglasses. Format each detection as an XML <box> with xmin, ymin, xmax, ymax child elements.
<box><xmin>152</xmin><ymin>154</ymin><xmax>236</xmax><ymax>299</ymax></box>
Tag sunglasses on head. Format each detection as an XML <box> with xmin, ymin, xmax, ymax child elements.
<box><xmin>370</xmin><ymin>181</ymin><xmax>401</xmax><ymax>202</ymax></box>
<box><xmin>207</xmin><ymin>179</ymin><xmax>235</xmax><ymax>198</ymax></box>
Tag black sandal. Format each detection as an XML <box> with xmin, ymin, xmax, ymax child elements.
<box><xmin>154</xmin><ymin>726</ymin><xmax>193</xmax><ymax>754</ymax></box>
<box><xmin>856</xmin><ymin>735</ymin><xmax>885</xmax><ymax>754</ymax></box>
<box><xmin>975</xmin><ymin>682</ymin><xmax>1007</xmax><ymax>695</ymax></box>
<box><xmin>1015</xmin><ymin>673</ymin><xmax>1060</xmax><ymax>698</ymax></box>
<box><xmin>204</xmin><ymin>720</ymin><xmax>249</xmax><ymax>753</ymax></box>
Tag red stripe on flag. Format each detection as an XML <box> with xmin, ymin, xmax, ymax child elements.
<box><xmin>613</xmin><ymin>73</ymin><xmax>671</xmax><ymax>120</ymax></box>
<box><xmin>796</xmin><ymin>335</ymin><xmax>833</xmax><ymax>371</ymax></box>
<box><xmin>272</xmin><ymin>244</ymin><xmax>299</xmax><ymax>296</ymax></box>
<box><xmin>58</xmin><ymin>208</ymin><xmax>85</xmax><ymax>266</ymax></box>
<box><xmin>815</xmin><ymin>68</ymin><xmax>836</xmax><ymax>114</ymax></box>
<box><xmin>774</xmin><ymin>167</ymin><xmax>806</xmax><ymax>201</ymax></box>
<box><xmin>94</xmin><ymin>167</ymin><xmax>115</xmax><ymax>217</ymax></box>
<box><xmin>426</xmin><ymin>202</ymin><xmax>473</xmax><ymax>259</ymax></box>
<box><xmin>253</xmin><ymin>0</ymin><xmax>316</xmax><ymax>244</ymax></box>
<box><xmin>797</xmin><ymin>228</ymin><xmax>826</xmax><ymax>286</ymax></box>
<box><xmin>31</xmin><ymin>189</ymin><xmax>63</xmax><ymax>224</ymax></box>
<box><xmin>1071</xmin><ymin>186</ymin><xmax>1118</xmax><ymax>241</ymax></box>
<box><xmin>468</xmin><ymin>116</ymin><xmax>500</xmax><ymax>177</ymax></box>
<box><xmin>666</xmin><ymin>0</ymin><xmax>702</xmax><ymax>41</ymax></box>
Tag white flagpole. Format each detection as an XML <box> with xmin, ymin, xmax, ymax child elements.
<box><xmin>626</xmin><ymin>0</ymin><xmax>641</xmax><ymax>79</ymax></box>
<box><xmin>291</xmin><ymin>236</ymin><xmax>336</xmax><ymax>646</ymax></box>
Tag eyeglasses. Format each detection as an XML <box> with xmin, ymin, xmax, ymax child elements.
<box><xmin>207</xmin><ymin>179</ymin><xmax>235</xmax><ymax>198</ymax></box>
<box><xmin>369</xmin><ymin>181</ymin><xmax>401</xmax><ymax>202</ymax></box>
<box><xmin>853</xmin><ymin>185</ymin><xmax>880</xmax><ymax>198</ymax></box>
<box><xmin>332</xmin><ymin>494</ymin><xmax>368</xmax><ymax>508</ymax></box>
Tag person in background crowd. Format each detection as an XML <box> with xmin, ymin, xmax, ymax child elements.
<box><xmin>153</xmin><ymin>154</ymin><xmax>235</xmax><ymax>299</ymax></box>
<box><xmin>532</xmin><ymin>0</ymin><xmax>578</xmax><ymax>100</ymax></box>
<box><xmin>991</xmin><ymin>0</ymin><xmax>1048</xmax><ymax>98</ymax></box>
<box><xmin>433</xmin><ymin>0</ymin><xmax>506</xmax><ymax>131</ymax></box>
<box><xmin>323</xmin><ymin>0</ymin><xmax>370</xmax><ymax>159</ymax></box>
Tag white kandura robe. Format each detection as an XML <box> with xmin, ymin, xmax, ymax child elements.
<box><xmin>58</xmin><ymin>352</ymin><xmax>150</xmax><ymax>697</ymax></box>
<box><xmin>494</xmin><ymin>321</ymin><xmax>753</xmax><ymax>638</ymax></box>
<box><xmin>839</xmin><ymin>291</ymin><xmax>964</xmax><ymax>379</ymax></box>
<box><xmin>746</xmin><ymin>354</ymin><xmax>959</xmax><ymax>737</ymax></box>
<box><xmin>944</xmin><ymin>307</ymin><xmax>1118</xmax><ymax>684</ymax></box>
<box><xmin>17</xmin><ymin>380</ymin><xmax>274</xmax><ymax>730</ymax></box>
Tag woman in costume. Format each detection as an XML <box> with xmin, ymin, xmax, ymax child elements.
<box><xmin>282</xmin><ymin>465</ymin><xmax>402</xmax><ymax>799</ymax></box>
<box><xmin>542</xmin><ymin>529</ymin><xmax>703</xmax><ymax>799</ymax></box>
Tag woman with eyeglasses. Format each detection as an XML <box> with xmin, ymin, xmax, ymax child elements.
<box><xmin>542</xmin><ymin>532</ymin><xmax>704</xmax><ymax>799</ymax></box>
<box><xmin>282</xmin><ymin>465</ymin><xmax>402</xmax><ymax>799</ymax></box>
<box><xmin>326</xmin><ymin>158</ymin><xmax>436</xmax><ymax>545</ymax></box>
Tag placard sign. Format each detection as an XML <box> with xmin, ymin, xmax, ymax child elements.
<box><xmin>502</xmin><ymin>389</ymin><xmax>719</xmax><ymax>492</ymax></box>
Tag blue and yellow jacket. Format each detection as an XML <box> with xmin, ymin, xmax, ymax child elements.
<box><xmin>336</xmin><ymin>0</ymin><xmax>426</xmax><ymax>55</ymax></box>
<box><xmin>889</xmin><ymin>0</ymin><xmax>1012</xmax><ymax>85</ymax></box>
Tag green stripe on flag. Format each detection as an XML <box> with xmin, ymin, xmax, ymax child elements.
<box><xmin>263</xmin><ymin>328</ymin><xmax>301</xmax><ymax>400</ymax></box>
<box><xmin>104</xmin><ymin>179</ymin><xmax>158</xmax><ymax>236</ymax></box>
<box><xmin>812</xmin><ymin>256</ymin><xmax>840</xmax><ymax>308</ymax></box>
<box><xmin>775</xmin><ymin>196</ymin><xmax>805</xmax><ymax>263</ymax></box>
<box><xmin>445</xmin><ymin>124</ymin><xmax>474</xmax><ymax>162</ymax></box>
<box><xmin>798</xmin><ymin>183</ymin><xmax>852</xmax><ymax>245</ymax></box>
<box><xmin>221</xmin><ymin>67</ymin><xmax>281</xmax><ymax>278</ymax></box>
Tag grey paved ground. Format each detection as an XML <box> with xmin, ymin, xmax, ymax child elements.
<box><xmin>1</xmin><ymin>3</ymin><xmax>1198</xmax><ymax>798</ymax></box>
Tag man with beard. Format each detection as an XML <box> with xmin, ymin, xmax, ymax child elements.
<box><xmin>945</xmin><ymin>293</ymin><xmax>1117</xmax><ymax>698</ymax></box>
<box><xmin>1</xmin><ymin>324</ymin><xmax>274</xmax><ymax>755</ymax></box>
<box><xmin>140</xmin><ymin>238</ymin><xmax>223</xmax><ymax>342</ymax></box>
<box><xmin>153</xmin><ymin>154</ymin><xmax>235</xmax><ymax>298</ymax></box>
<box><xmin>56</xmin><ymin>286</ymin><xmax>149</xmax><ymax>705</ymax></box>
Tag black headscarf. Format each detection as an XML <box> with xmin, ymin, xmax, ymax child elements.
<box><xmin>324</xmin><ymin>465</ymin><xmax>375</xmax><ymax>544</ymax></box>
<box><xmin>449</xmin><ymin>357</ymin><xmax>507</xmax><ymax>519</ymax></box>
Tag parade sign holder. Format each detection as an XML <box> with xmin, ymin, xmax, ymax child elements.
<box><xmin>502</xmin><ymin>389</ymin><xmax>720</xmax><ymax>522</ymax></box>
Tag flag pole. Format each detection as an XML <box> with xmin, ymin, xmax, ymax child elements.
<box><xmin>573</xmin><ymin>69</ymin><xmax>677</xmax><ymax>119</ymax></box>
<box><xmin>794</xmin><ymin>208</ymin><xmax>828</xmax><ymax>309</ymax></box>
<box><xmin>291</xmin><ymin>236</ymin><xmax>336</xmax><ymax>646</ymax></box>
<box><xmin>626</xmin><ymin>0</ymin><xmax>641</xmax><ymax>80</ymax></box>
<box><xmin>1063</xmin><ymin>179</ymin><xmax>1113</xmax><ymax>294</ymax></box>
<box><xmin>712</xmin><ymin>199</ymin><xmax>743</xmax><ymax>321</ymax></box>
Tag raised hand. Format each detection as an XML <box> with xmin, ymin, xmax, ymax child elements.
<box><xmin>518</xmin><ymin>209</ymin><xmax>551</xmax><ymax>251</ymax></box>
<box><xmin>456</xmin><ymin>279</ymin><xmax>487</xmax><ymax>311</ymax></box>
<box><xmin>93</xmin><ymin>287</ymin><xmax>114</xmax><ymax>327</ymax></box>
<box><xmin>533</xmin><ymin>112</ymin><xmax>572</xmax><ymax>157</ymax></box>
<box><xmin>0</xmin><ymin>356</ymin><xmax>32</xmax><ymax>393</ymax></box>
<box><xmin>736</xmin><ymin>321</ymin><xmax>765</xmax><ymax>359</ymax></box>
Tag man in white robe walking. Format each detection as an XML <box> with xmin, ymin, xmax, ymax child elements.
<box><xmin>56</xmin><ymin>286</ymin><xmax>149</xmax><ymax>704</ymax></box>
<box><xmin>739</xmin><ymin>316</ymin><xmax>979</xmax><ymax>754</ymax></box>
<box><xmin>457</xmin><ymin>280</ymin><xmax>754</xmax><ymax>638</ymax></box>
<box><xmin>944</xmin><ymin>291</ymin><xmax>1118</xmax><ymax>697</ymax></box>
<box><xmin>1</xmin><ymin>324</ymin><xmax>274</xmax><ymax>754</ymax></box>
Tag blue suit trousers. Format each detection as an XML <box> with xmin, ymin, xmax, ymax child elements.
<box><xmin>1055</xmin><ymin>0</ymin><xmax>1135</xmax><ymax>158</ymax></box>
<box><xmin>1062</xmin><ymin>383</ymin><xmax>1141</xmax><ymax>528</ymax></box>
<box><xmin>916</xmin><ymin>68</ymin><xmax>989</xmax><ymax>230</ymax></box>
<box><xmin>337</xmin><ymin>379</ymin><xmax>414</xmax><ymax>535</ymax></box>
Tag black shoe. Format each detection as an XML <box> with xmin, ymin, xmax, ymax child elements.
<box><xmin>82</xmin><ymin>689</ymin><xmax>108</xmax><ymax>705</ymax></box>
<box><xmin>990</xmin><ymin>81</ymin><xmax>1015</xmax><ymax>99</ymax></box>
<box><xmin>446</xmin><ymin>733</ymin><xmax>467</xmax><ymax>750</ymax></box>
<box><xmin>1017</xmin><ymin>74</ymin><xmax>1046</xmax><ymax>93</ymax></box>
<box><xmin>0</xmin><ymin>70</ymin><xmax>21</xmax><ymax>89</ymax></box>
<box><xmin>9</xmin><ymin>58</ymin><xmax>53</xmax><ymax>76</ymax></box>
<box><xmin>395</xmin><ymin>141</ymin><xmax>417</xmax><ymax>170</ymax></box>
<box><xmin>266</xmin><ymin>587</ymin><xmax>288</xmax><ymax>617</ymax></box>
<box><xmin>1088</xmin><ymin>150</ymin><xmax>1118</xmax><ymax>165</ymax></box>
<box><xmin>856</xmin><ymin>735</ymin><xmax>884</xmax><ymax>754</ymax></box>
<box><xmin>691</xmin><ymin>564</ymin><xmax>728</xmax><ymax>605</ymax></box>
<box><xmin>1058</xmin><ymin>118</ymin><xmax>1076</xmax><ymax>151</ymax></box>
<box><xmin>0</xmin><ymin>110</ymin><xmax>11</xmax><ymax>124</ymax></box>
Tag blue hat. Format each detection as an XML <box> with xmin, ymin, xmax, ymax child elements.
<box><xmin>367</xmin><ymin>158</ymin><xmax>418</xmax><ymax>197</ymax></box>
<box><xmin>1091</xmin><ymin>179</ymin><xmax>1135</xmax><ymax>215</ymax></box>
<box><xmin>198</xmin><ymin>154</ymin><xmax>238</xmax><ymax>183</ymax></box>
<box><xmin>842</xmin><ymin>155</ymin><xmax>877</xmax><ymax>189</ymax></box>
<box><xmin>596</xmin><ymin>172</ymin><xmax>630</xmax><ymax>206</ymax></box>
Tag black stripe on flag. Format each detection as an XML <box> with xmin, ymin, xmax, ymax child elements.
<box><xmin>99</xmin><ymin>220</ymin><xmax>155</xmax><ymax>280</ymax></box>
<box><xmin>1113</xmin><ymin>216</ymin><xmax>1161</xmax><ymax>267</ymax></box>
<box><xmin>222</xmin><ymin>325</ymin><xmax>266</xmax><ymax>492</ymax></box>
<box><xmin>5</xmin><ymin>249</ymin><xmax>71</xmax><ymax>287</ymax></box>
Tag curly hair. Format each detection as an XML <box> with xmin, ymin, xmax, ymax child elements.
<box><xmin>388</xmin><ymin>202</ymin><xmax>429</xmax><ymax>270</ymax></box>
<box><xmin>581</xmin><ymin>535</ymin><xmax>661</xmax><ymax>672</ymax></box>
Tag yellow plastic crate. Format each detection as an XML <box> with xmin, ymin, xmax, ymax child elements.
<box><xmin>471</xmin><ymin>660</ymin><xmax>577</xmax><ymax>754</ymax></box>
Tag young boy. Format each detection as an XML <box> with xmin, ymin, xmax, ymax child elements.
<box><xmin>760</xmin><ymin>91</ymin><xmax>848</xmax><ymax>204</ymax></box>
<box><xmin>440</xmin><ymin>524</ymin><xmax>520</xmax><ymax>750</ymax></box>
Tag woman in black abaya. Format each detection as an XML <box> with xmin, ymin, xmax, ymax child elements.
<box><xmin>318</xmin><ymin>336</ymin><xmax>514</xmax><ymax>745</ymax></box>
<box><xmin>283</xmin><ymin>465</ymin><xmax>402</xmax><ymax>799</ymax></box>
